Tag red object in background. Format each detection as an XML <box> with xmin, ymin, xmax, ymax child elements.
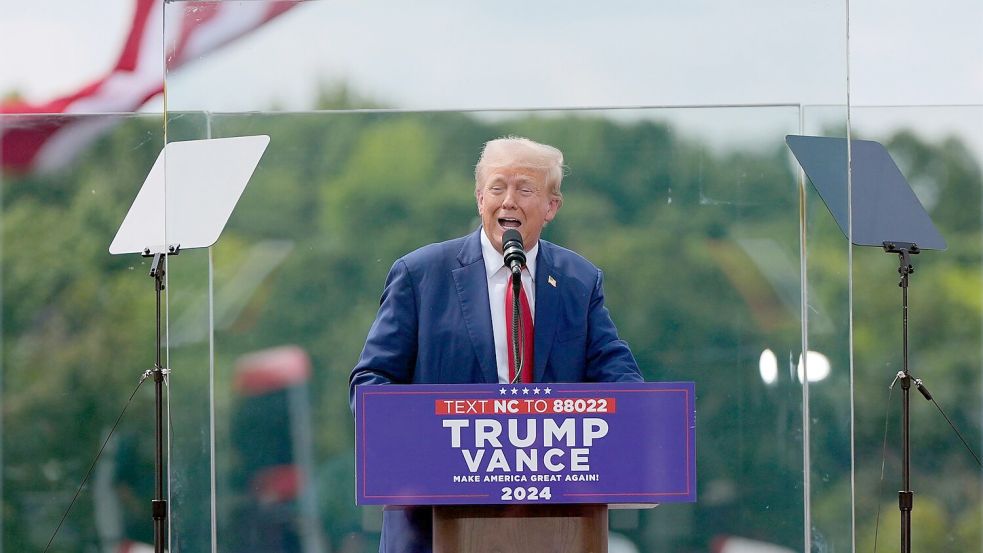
<box><xmin>252</xmin><ymin>464</ymin><xmax>303</xmax><ymax>504</ymax></box>
<box><xmin>232</xmin><ymin>345</ymin><xmax>312</xmax><ymax>503</ymax></box>
<box><xmin>0</xmin><ymin>0</ymin><xmax>299</xmax><ymax>174</ymax></box>
<box><xmin>712</xmin><ymin>535</ymin><xmax>796</xmax><ymax>553</ymax></box>
<box><xmin>233</xmin><ymin>344</ymin><xmax>312</xmax><ymax>396</ymax></box>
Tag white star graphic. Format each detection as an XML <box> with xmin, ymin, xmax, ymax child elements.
<box><xmin>522</xmin><ymin>387</ymin><xmax>530</xmax><ymax>395</ymax></box>
<box><xmin>544</xmin><ymin>387</ymin><xmax>552</xmax><ymax>395</ymax></box>
<box><xmin>533</xmin><ymin>387</ymin><xmax>541</xmax><ymax>395</ymax></box>
<box><xmin>511</xmin><ymin>387</ymin><xmax>519</xmax><ymax>395</ymax></box>
<box><xmin>499</xmin><ymin>387</ymin><xmax>507</xmax><ymax>395</ymax></box>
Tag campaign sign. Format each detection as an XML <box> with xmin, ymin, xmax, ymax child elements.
<box><xmin>355</xmin><ymin>381</ymin><xmax>696</xmax><ymax>506</ymax></box>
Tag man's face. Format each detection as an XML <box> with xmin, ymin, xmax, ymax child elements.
<box><xmin>476</xmin><ymin>165</ymin><xmax>560</xmax><ymax>253</ymax></box>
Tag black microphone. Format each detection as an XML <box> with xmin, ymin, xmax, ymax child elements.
<box><xmin>502</xmin><ymin>229</ymin><xmax>526</xmax><ymax>276</ymax></box>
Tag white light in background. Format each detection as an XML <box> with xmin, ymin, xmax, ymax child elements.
<box><xmin>759</xmin><ymin>349</ymin><xmax>778</xmax><ymax>385</ymax></box>
<box><xmin>797</xmin><ymin>350</ymin><xmax>831</xmax><ymax>383</ymax></box>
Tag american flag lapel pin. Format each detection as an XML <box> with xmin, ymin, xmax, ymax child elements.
<box><xmin>547</xmin><ymin>275</ymin><xmax>557</xmax><ymax>287</ymax></box>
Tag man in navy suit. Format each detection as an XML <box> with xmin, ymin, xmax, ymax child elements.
<box><xmin>350</xmin><ymin>136</ymin><xmax>642</xmax><ymax>553</ymax></box>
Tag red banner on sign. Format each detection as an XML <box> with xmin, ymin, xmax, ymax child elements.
<box><xmin>435</xmin><ymin>398</ymin><xmax>617</xmax><ymax>415</ymax></box>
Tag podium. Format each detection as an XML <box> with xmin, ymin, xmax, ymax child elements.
<box><xmin>433</xmin><ymin>504</ymin><xmax>606</xmax><ymax>553</ymax></box>
<box><xmin>355</xmin><ymin>382</ymin><xmax>696</xmax><ymax>552</ymax></box>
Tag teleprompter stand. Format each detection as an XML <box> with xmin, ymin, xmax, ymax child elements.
<box><xmin>109</xmin><ymin>135</ymin><xmax>270</xmax><ymax>553</ymax></box>
<box><xmin>880</xmin><ymin>240</ymin><xmax>938</xmax><ymax>552</ymax></box>
<box><xmin>146</xmin><ymin>245</ymin><xmax>179</xmax><ymax>552</ymax></box>
<box><xmin>787</xmin><ymin>135</ymin><xmax>946</xmax><ymax>553</ymax></box>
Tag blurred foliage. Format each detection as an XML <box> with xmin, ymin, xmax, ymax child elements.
<box><xmin>1</xmin><ymin>92</ymin><xmax>981</xmax><ymax>553</ymax></box>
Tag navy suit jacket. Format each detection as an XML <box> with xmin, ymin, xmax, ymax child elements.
<box><xmin>349</xmin><ymin>228</ymin><xmax>641</xmax><ymax>553</ymax></box>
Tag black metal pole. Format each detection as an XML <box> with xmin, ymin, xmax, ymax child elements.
<box><xmin>149</xmin><ymin>252</ymin><xmax>168</xmax><ymax>553</ymax></box>
<box><xmin>899</xmin><ymin>270</ymin><xmax>913</xmax><ymax>553</ymax></box>
<box><xmin>511</xmin><ymin>270</ymin><xmax>522</xmax><ymax>384</ymax></box>
<box><xmin>885</xmin><ymin>242</ymin><xmax>916</xmax><ymax>553</ymax></box>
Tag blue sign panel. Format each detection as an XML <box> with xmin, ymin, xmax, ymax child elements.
<box><xmin>355</xmin><ymin>382</ymin><xmax>696</xmax><ymax>506</ymax></box>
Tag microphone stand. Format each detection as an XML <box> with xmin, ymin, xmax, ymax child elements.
<box><xmin>503</xmin><ymin>230</ymin><xmax>527</xmax><ymax>384</ymax></box>
<box><xmin>510</xmin><ymin>269</ymin><xmax>523</xmax><ymax>384</ymax></box>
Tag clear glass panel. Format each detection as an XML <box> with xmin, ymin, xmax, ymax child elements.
<box><xmin>160</xmin><ymin>112</ymin><xmax>214</xmax><ymax>552</ymax></box>
<box><xmin>848</xmin><ymin>107</ymin><xmax>983</xmax><ymax>551</ymax></box>
<box><xmin>800</xmin><ymin>105</ymin><xmax>852</xmax><ymax>553</ymax></box>
<box><xmin>0</xmin><ymin>113</ymin><xmax>165</xmax><ymax>551</ymax></box>
<box><xmin>850</xmin><ymin>0</ymin><xmax>983</xmax><ymax>549</ymax></box>
<box><xmin>162</xmin><ymin>1</ymin><xmax>850</xmax><ymax>552</ymax></box>
<box><xmin>199</xmin><ymin>106</ymin><xmax>814</xmax><ymax>551</ymax></box>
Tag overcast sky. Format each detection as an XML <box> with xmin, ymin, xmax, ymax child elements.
<box><xmin>1</xmin><ymin>1</ymin><xmax>980</xmax><ymax>151</ymax></box>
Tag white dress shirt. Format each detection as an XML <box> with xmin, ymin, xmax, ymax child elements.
<box><xmin>480</xmin><ymin>229</ymin><xmax>538</xmax><ymax>383</ymax></box>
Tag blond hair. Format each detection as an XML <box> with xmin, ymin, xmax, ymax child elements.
<box><xmin>474</xmin><ymin>136</ymin><xmax>565</xmax><ymax>203</ymax></box>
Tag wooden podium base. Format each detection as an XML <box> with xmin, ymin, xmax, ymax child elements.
<box><xmin>432</xmin><ymin>504</ymin><xmax>608</xmax><ymax>553</ymax></box>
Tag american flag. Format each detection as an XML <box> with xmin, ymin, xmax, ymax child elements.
<box><xmin>0</xmin><ymin>0</ymin><xmax>299</xmax><ymax>173</ymax></box>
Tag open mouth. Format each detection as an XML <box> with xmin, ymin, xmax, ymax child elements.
<box><xmin>498</xmin><ymin>217</ymin><xmax>521</xmax><ymax>228</ymax></box>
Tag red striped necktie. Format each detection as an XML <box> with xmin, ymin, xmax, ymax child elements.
<box><xmin>505</xmin><ymin>272</ymin><xmax>534</xmax><ymax>383</ymax></box>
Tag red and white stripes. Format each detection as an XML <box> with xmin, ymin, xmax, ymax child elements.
<box><xmin>0</xmin><ymin>0</ymin><xmax>298</xmax><ymax>173</ymax></box>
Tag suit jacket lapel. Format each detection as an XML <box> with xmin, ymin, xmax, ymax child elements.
<box><xmin>534</xmin><ymin>242</ymin><xmax>560</xmax><ymax>382</ymax></box>
<box><xmin>452</xmin><ymin>230</ymin><xmax>498</xmax><ymax>384</ymax></box>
